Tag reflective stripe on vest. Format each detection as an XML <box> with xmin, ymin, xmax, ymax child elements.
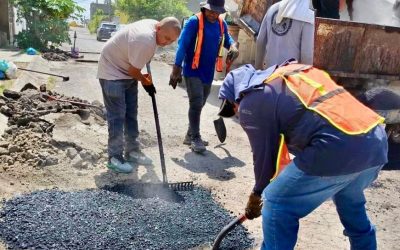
<box><xmin>270</xmin><ymin>134</ymin><xmax>291</xmax><ymax>182</ymax></box>
<box><xmin>265</xmin><ymin>63</ymin><xmax>385</xmax><ymax>135</ymax></box>
<box><xmin>191</xmin><ymin>13</ymin><xmax>225</xmax><ymax>72</ymax></box>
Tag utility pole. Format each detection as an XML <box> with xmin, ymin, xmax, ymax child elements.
<box><xmin>104</xmin><ymin>0</ymin><xmax>112</xmax><ymax>22</ymax></box>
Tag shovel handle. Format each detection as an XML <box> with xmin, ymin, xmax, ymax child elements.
<box><xmin>212</xmin><ymin>214</ymin><xmax>247</xmax><ymax>250</ymax></box>
<box><xmin>19</xmin><ymin>68</ymin><xmax>69</xmax><ymax>81</ymax></box>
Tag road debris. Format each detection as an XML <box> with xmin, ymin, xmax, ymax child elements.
<box><xmin>0</xmin><ymin>85</ymin><xmax>106</xmax><ymax>169</ymax></box>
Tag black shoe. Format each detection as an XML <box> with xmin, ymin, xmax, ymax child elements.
<box><xmin>183</xmin><ymin>134</ymin><xmax>209</xmax><ymax>146</ymax></box>
<box><xmin>191</xmin><ymin>136</ymin><xmax>206</xmax><ymax>153</ymax></box>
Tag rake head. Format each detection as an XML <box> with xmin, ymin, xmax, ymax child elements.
<box><xmin>167</xmin><ymin>181</ymin><xmax>194</xmax><ymax>191</ymax></box>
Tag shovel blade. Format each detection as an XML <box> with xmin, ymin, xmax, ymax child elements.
<box><xmin>213</xmin><ymin>117</ymin><xmax>226</xmax><ymax>143</ymax></box>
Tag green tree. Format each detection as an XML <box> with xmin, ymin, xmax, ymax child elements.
<box><xmin>88</xmin><ymin>9</ymin><xmax>108</xmax><ymax>34</ymax></box>
<box><xmin>11</xmin><ymin>0</ymin><xmax>84</xmax><ymax>50</ymax></box>
<box><xmin>115</xmin><ymin>0</ymin><xmax>190</xmax><ymax>22</ymax></box>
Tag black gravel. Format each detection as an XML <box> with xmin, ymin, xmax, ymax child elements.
<box><xmin>0</xmin><ymin>187</ymin><xmax>254</xmax><ymax>249</ymax></box>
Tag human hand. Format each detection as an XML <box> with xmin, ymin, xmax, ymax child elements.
<box><xmin>141</xmin><ymin>73</ymin><xmax>156</xmax><ymax>96</ymax></box>
<box><xmin>244</xmin><ymin>191</ymin><xmax>262</xmax><ymax>220</ymax></box>
<box><xmin>142</xmin><ymin>84</ymin><xmax>156</xmax><ymax>96</ymax></box>
<box><xmin>169</xmin><ymin>65</ymin><xmax>182</xmax><ymax>89</ymax></box>
<box><xmin>141</xmin><ymin>73</ymin><xmax>153</xmax><ymax>86</ymax></box>
<box><xmin>226</xmin><ymin>44</ymin><xmax>239</xmax><ymax>63</ymax></box>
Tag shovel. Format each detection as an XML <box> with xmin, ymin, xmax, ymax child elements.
<box><xmin>212</xmin><ymin>214</ymin><xmax>247</xmax><ymax>249</ymax></box>
<box><xmin>213</xmin><ymin>117</ymin><xmax>226</xmax><ymax>143</ymax></box>
<box><xmin>18</xmin><ymin>68</ymin><xmax>69</xmax><ymax>81</ymax></box>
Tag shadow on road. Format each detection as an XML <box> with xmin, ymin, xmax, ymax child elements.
<box><xmin>171</xmin><ymin>144</ymin><xmax>245</xmax><ymax>181</ymax></box>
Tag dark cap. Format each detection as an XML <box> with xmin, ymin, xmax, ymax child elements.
<box><xmin>200</xmin><ymin>0</ymin><xmax>226</xmax><ymax>14</ymax></box>
<box><xmin>217</xmin><ymin>99</ymin><xmax>236</xmax><ymax>118</ymax></box>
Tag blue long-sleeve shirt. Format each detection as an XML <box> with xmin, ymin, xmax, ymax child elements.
<box><xmin>174</xmin><ymin>14</ymin><xmax>234</xmax><ymax>84</ymax></box>
<box><xmin>241</xmin><ymin>84</ymin><xmax>388</xmax><ymax>194</ymax></box>
<box><xmin>220</xmin><ymin>65</ymin><xmax>388</xmax><ymax>195</ymax></box>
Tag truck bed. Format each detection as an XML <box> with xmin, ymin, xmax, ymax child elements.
<box><xmin>314</xmin><ymin>18</ymin><xmax>400</xmax><ymax>80</ymax></box>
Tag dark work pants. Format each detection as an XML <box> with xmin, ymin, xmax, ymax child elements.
<box><xmin>99</xmin><ymin>79</ymin><xmax>140</xmax><ymax>158</ymax></box>
<box><xmin>185</xmin><ymin>77</ymin><xmax>211</xmax><ymax>138</ymax></box>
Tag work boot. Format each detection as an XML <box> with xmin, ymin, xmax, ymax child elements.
<box><xmin>183</xmin><ymin>134</ymin><xmax>209</xmax><ymax>146</ymax></box>
<box><xmin>191</xmin><ymin>136</ymin><xmax>206</xmax><ymax>153</ymax></box>
<box><xmin>127</xmin><ymin>150</ymin><xmax>153</xmax><ymax>165</ymax></box>
<box><xmin>107</xmin><ymin>156</ymin><xmax>133</xmax><ymax>174</ymax></box>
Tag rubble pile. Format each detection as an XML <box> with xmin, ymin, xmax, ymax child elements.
<box><xmin>0</xmin><ymin>188</ymin><xmax>254</xmax><ymax>249</ymax></box>
<box><xmin>41</xmin><ymin>47</ymin><xmax>76</xmax><ymax>61</ymax></box>
<box><xmin>0</xmin><ymin>86</ymin><xmax>105</xmax><ymax>168</ymax></box>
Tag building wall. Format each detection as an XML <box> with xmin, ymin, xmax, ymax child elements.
<box><xmin>90</xmin><ymin>3</ymin><xmax>113</xmax><ymax>19</ymax></box>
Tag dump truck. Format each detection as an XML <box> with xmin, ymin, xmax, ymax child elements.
<box><xmin>233</xmin><ymin>0</ymin><xmax>400</xmax><ymax>168</ymax></box>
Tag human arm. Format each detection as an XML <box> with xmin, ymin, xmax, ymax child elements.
<box><xmin>255</xmin><ymin>13</ymin><xmax>269</xmax><ymax>70</ymax></box>
<box><xmin>127</xmin><ymin>38</ymin><xmax>156</xmax><ymax>86</ymax></box>
<box><xmin>240</xmin><ymin>87</ymin><xmax>280</xmax><ymax>196</ymax></box>
<box><xmin>300</xmin><ymin>22</ymin><xmax>314</xmax><ymax>65</ymax></box>
<box><xmin>128</xmin><ymin>66</ymin><xmax>152</xmax><ymax>85</ymax></box>
<box><xmin>170</xmin><ymin>17</ymin><xmax>198</xmax><ymax>89</ymax></box>
<box><xmin>174</xmin><ymin>17</ymin><xmax>197</xmax><ymax>68</ymax></box>
<box><xmin>223</xmin><ymin>21</ymin><xmax>239</xmax><ymax>63</ymax></box>
<box><xmin>239</xmin><ymin>86</ymin><xmax>280</xmax><ymax>219</ymax></box>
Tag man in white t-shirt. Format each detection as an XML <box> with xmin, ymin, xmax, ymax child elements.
<box><xmin>97</xmin><ymin>17</ymin><xmax>181</xmax><ymax>173</ymax></box>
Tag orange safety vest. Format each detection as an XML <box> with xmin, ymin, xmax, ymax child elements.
<box><xmin>191</xmin><ymin>12</ymin><xmax>225</xmax><ymax>72</ymax></box>
<box><xmin>265</xmin><ymin>63</ymin><xmax>385</xmax><ymax>181</ymax></box>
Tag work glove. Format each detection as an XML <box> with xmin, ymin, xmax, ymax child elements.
<box><xmin>226</xmin><ymin>44</ymin><xmax>239</xmax><ymax>63</ymax></box>
<box><xmin>169</xmin><ymin>65</ymin><xmax>183</xmax><ymax>89</ymax></box>
<box><xmin>141</xmin><ymin>73</ymin><xmax>156</xmax><ymax>96</ymax></box>
<box><xmin>142</xmin><ymin>84</ymin><xmax>156</xmax><ymax>96</ymax></box>
<box><xmin>244</xmin><ymin>191</ymin><xmax>262</xmax><ymax>220</ymax></box>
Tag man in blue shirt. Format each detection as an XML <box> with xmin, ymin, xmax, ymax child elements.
<box><xmin>218</xmin><ymin>62</ymin><xmax>388</xmax><ymax>249</ymax></box>
<box><xmin>169</xmin><ymin>0</ymin><xmax>239</xmax><ymax>153</ymax></box>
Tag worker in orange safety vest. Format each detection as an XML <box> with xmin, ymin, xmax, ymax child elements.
<box><xmin>169</xmin><ymin>0</ymin><xmax>239</xmax><ymax>154</ymax></box>
<box><xmin>218</xmin><ymin>60</ymin><xmax>388</xmax><ymax>250</ymax></box>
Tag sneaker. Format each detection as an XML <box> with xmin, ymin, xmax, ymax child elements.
<box><xmin>191</xmin><ymin>136</ymin><xmax>206</xmax><ymax>153</ymax></box>
<box><xmin>127</xmin><ymin>150</ymin><xmax>153</xmax><ymax>165</ymax></box>
<box><xmin>183</xmin><ymin>134</ymin><xmax>209</xmax><ymax>146</ymax></box>
<box><xmin>107</xmin><ymin>156</ymin><xmax>133</xmax><ymax>174</ymax></box>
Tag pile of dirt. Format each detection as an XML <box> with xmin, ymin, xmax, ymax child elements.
<box><xmin>0</xmin><ymin>86</ymin><xmax>106</xmax><ymax>169</ymax></box>
<box><xmin>41</xmin><ymin>47</ymin><xmax>79</xmax><ymax>61</ymax></box>
<box><xmin>0</xmin><ymin>188</ymin><xmax>254</xmax><ymax>249</ymax></box>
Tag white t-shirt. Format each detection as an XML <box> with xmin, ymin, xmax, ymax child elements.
<box><xmin>97</xmin><ymin>19</ymin><xmax>158</xmax><ymax>80</ymax></box>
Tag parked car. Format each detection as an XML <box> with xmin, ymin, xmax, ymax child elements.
<box><xmin>96</xmin><ymin>22</ymin><xmax>117</xmax><ymax>41</ymax></box>
<box><xmin>110</xmin><ymin>24</ymin><xmax>128</xmax><ymax>37</ymax></box>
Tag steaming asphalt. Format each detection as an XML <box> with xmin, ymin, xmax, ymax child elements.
<box><xmin>0</xmin><ymin>187</ymin><xmax>253</xmax><ymax>249</ymax></box>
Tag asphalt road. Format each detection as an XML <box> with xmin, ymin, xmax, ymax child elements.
<box><xmin>65</xmin><ymin>27</ymin><xmax>105</xmax><ymax>54</ymax></box>
<box><xmin>54</xmin><ymin>27</ymin><xmax>106</xmax><ymax>102</ymax></box>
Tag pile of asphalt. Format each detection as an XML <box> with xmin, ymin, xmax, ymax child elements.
<box><xmin>0</xmin><ymin>187</ymin><xmax>253</xmax><ymax>249</ymax></box>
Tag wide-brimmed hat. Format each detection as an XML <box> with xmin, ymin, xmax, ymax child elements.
<box><xmin>200</xmin><ymin>0</ymin><xmax>226</xmax><ymax>14</ymax></box>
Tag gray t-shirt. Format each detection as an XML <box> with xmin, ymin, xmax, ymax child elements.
<box><xmin>255</xmin><ymin>3</ymin><xmax>314</xmax><ymax>69</ymax></box>
<box><xmin>97</xmin><ymin>19</ymin><xmax>158</xmax><ymax>80</ymax></box>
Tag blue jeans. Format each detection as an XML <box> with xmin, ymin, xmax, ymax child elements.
<box><xmin>99</xmin><ymin>79</ymin><xmax>140</xmax><ymax>158</ymax></box>
<box><xmin>261</xmin><ymin>162</ymin><xmax>383</xmax><ymax>250</ymax></box>
<box><xmin>185</xmin><ymin>77</ymin><xmax>211</xmax><ymax>138</ymax></box>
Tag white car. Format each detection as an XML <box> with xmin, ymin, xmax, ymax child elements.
<box><xmin>110</xmin><ymin>24</ymin><xmax>128</xmax><ymax>37</ymax></box>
